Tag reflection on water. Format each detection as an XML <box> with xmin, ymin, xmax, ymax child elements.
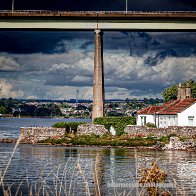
<box><xmin>0</xmin><ymin>143</ymin><xmax>195</xmax><ymax>195</ymax></box>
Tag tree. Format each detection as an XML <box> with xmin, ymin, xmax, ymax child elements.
<box><xmin>162</xmin><ymin>80</ymin><xmax>196</xmax><ymax>102</ymax></box>
<box><xmin>162</xmin><ymin>85</ymin><xmax>178</xmax><ymax>102</ymax></box>
<box><xmin>0</xmin><ymin>106</ymin><xmax>8</xmax><ymax>114</ymax></box>
<box><xmin>125</xmin><ymin>98</ymin><xmax>130</xmax><ymax>104</ymax></box>
<box><xmin>186</xmin><ymin>79</ymin><xmax>196</xmax><ymax>98</ymax></box>
<box><xmin>144</xmin><ymin>98</ymin><xmax>148</xmax><ymax>104</ymax></box>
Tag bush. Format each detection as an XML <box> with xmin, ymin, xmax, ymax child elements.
<box><xmin>159</xmin><ymin>134</ymin><xmax>177</xmax><ymax>143</ymax></box>
<box><xmin>39</xmin><ymin>133</ymin><xmax>157</xmax><ymax>147</ymax></box>
<box><xmin>159</xmin><ymin>136</ymin><xmax>169</xmax><ymax>143</ymax></box>
<box><xmin>94</xmin><ymin>116</ymin><xmax>136</xmax><ymax>136</ymax></box>
<box><xmin>146</xmin><ymin>122</ymin><xmax>156</xmax><ymax>128</ymax></box>
<box><xmin>52</xmin><ymin>122</ymin><xmax>86</xmax><ymax>133</ymax></box>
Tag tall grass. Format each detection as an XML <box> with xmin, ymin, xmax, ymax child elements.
<box><xmin>0</xmin><ymin>135</ymin><xmax>22</xmax><ymax>186</ymax></box>
<box><xmin>0</xmin><ymin>137</ymin><xmax>191</xmax><ymax>196</ymax></box>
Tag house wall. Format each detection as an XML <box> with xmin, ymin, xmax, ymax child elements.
<box><xmin>178</xmin><ymin>103</ymin><xmax>196</xmax><ymax>126</ymax></box>
<box><xmin>157</xmin><ymin>115</ymin><xmax>178</xmax><ymax>128</ymax></box>
<box><xmin>137</xmin><ymin>114</ymin><xmax>155</xmax><ymax>126</ymax></box>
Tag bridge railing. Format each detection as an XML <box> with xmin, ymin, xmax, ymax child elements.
<box><xmin>0</xmin><ymin>10</ymin><xmax>196</xmax><ymax>15</ymax></box>
<box><xmin>0</xmin><ymin>10</ymin><xmax>196</xmax><ymax>14</ymax></box>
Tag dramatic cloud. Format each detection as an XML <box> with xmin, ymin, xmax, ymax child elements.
<box><xmin>0</xmin><ymin>31</ymin><xmax>196</xmax><ymax>99</ymax></box>
<box><xmin>103</xmin><ymin>52</ymin><xmax>196</xmax><ymax>93</ymax></box>
<box><xmin>0</xmin><ymin>79</ymin><xmax>24</xmax><ymax>98</ymax></box>
<box><xmin>0</xmin><ymin>56</ymin><xmax>21</xmax><ymax>72</ymax></box>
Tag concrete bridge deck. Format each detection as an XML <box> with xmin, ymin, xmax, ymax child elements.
<box><xmin>0</xmin><ymin>11</ymin><xmax>196</xmax><ymax>30</ymax></box>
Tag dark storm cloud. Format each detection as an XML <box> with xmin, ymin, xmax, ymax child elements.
<box><xmin>1</xmin><ymin>31</ymin><xmax>196</xmax><ymax>59</ymax></box>
<box><xmin>2</xmin><ymin>0</ymin><xmax>196</xmax><ymax>11</ymax></box>
<box><xmin>80</xmin><ymin>41</ymin><xmax>94</xmax><ymax>50</ymax></box>
<box><xmin>103</xmin><ymin>32</ymin><xmax>196</xmax><ymax>62</ymax></box>
<box><xmin>0</xmin><ymin>31</ymin><xmax>93</xmax><ymax>54</ymax></box>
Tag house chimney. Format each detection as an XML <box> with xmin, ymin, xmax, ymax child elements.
<box><xmin>177</xmin><ymin>83</ymin><xmax>191</xmax><ymax>99</ymax></box>
<box><xmin>185</xmin><ymin>82</ymin><xmax>191</xmax><ymax>98</ymax></box>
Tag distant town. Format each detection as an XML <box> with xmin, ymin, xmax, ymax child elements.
<box><xmin>0</xmin><ymin>98</ymin><xmax>163</xmax><ymax>118</ymax></box>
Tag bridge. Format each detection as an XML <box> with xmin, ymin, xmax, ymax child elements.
<box><xmin>0</xmin><ymin>11</ymin><xmax>196</xmax><ymax>30</ymax></box>
<box><xmin>0</xmin><ymin>11</ymin><xmax>196</xmax><ymax>120</ymax></box>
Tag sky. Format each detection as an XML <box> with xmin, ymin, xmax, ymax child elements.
<box><xmin>0</xmin><ymin>1</ymin><xmax>196</xmax><ymax>100</ymax></box>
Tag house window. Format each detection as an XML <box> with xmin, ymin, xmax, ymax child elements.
<box><xmin>141</xmin><ymin>116</ymin><xmax>146</xmax><ymax>126</ymax></box>
<box><xmin>188</xmin><ymin>116</ymin><xmax>194</xmax><ymax>126</ymax></box>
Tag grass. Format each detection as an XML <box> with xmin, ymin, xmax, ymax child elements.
<box><xmin>39</xmin><ymin>133</ymin><xmax>191</xmax><ymax>148</ymax></box>
<box><xmin>39</xmin><ymin>133</ymin><xmax>158</xmax><ymax>147</ymax></box>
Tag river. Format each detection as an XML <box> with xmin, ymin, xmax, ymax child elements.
<box><xmin>0</xmin><ymin>118</ymin><xmax>195</xmax><ymax>195</ymax></box>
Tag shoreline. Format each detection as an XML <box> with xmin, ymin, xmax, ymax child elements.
<box><xmin>0</xmin><ymin>116</ymin><xmax>89</xmax><ymax>119</ymax></box>
<box><xmin>0</xmin><ymin>138</ymin><xmax>195</xmax><ymax>152</ymax></box>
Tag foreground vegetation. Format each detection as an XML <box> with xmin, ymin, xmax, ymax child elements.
<box><xmin>49</xmin><ymin>118</ymin><xmax>181</xmax><ymax>148</ymax></box>
<box><xmin>94</xmin><ymin>116</ymin><xmax>136</xmax><ymax>135</ymax></box>
<box><xmin>52</xmin><ymin>122</ymin><xmax>87</xmax><ymax>133</ymax></box>
<box><xmin>0</xmin><ymin>155</ymin><xmax>187</xmax><ymax>196</ymax></box>
<box><xmin>38</xmin><ymin>133</ymin><xmax>179</xmax><ymax>148</ymax></box>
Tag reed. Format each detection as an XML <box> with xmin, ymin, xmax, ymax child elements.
<box><xmin>0</xmin><ymin>137</ymin><xmax>191</xmax><ymax>196</ymax></box>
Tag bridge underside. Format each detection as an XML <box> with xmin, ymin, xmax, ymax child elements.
<box><xmin>0</xmin><ymin>20</ymin><xmax>196</xmax><ymax>30</ymax></box>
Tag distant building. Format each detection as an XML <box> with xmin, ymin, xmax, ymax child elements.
<box><xmin>137</xmin><ymin>84</ymin><xmax>196</xmax><ymax>128</ymax></box>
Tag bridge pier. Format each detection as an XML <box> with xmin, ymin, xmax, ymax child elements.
<box><xmin>92</xmin><ymin>29</ymin><xmax>104</xmax><ymax>121</ymax></box>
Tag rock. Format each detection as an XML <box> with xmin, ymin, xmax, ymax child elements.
<box><xmin>77</xmin><ymin>124</ymin><xmax>109</xmax><ymax>136</ymax></box>
<box><xmin>0</xmin><ymin>138</ymin><xmax>17</xmax><ymax>143</ymax></box>
<box><xmin>163</xmin><ymin>137</ymin><xmax>196</xmax><ymax>150</ymax></box>
<box><xmin>110</xmin><ymin>126</ymin><xmax>116</xmax><ymax>136</ymax></box>
<box><xmin>154</xmin><ymin>141</ymin><xmax>165</xmax><ymax>150</ymax></box>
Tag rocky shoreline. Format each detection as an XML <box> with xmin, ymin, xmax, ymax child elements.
<box><xmin>0</xmin><ymin>138</ymin><xmax>18</xmax><ymax>143</ymax></box>
<box><xmin>1</xmin><ymin>137</ymin><xmax>195</xmax><ymax>152</ymax></box>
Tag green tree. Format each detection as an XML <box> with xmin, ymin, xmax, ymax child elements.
<box><xmin>125</xmin><ymin>98</ymin><xmax>130</xmax><ymax>104</ymax></box>
<box><xmin>186</xmin><ymin>79</ymin><xmax>196</xmax><ymax>98</ymax></box>
<box><xmin>162</xmin><ymin>85</ymin><xmax>178</xmax><ymax>102</ymax></box>
<box><xmin>0</xmin><ymin>106</ymin><xmax>8</xmax><ymax>114</ymax></box>
<box><xmin>144</xmin><ymin>98</ymin><xmax>148</xmax><ymax>104</ymax></box>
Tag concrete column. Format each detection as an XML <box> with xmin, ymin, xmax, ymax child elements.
<box><xmin>92</xmin><ymin>29</ymin><xmax>104</xmax><ymax>121</ymax></box>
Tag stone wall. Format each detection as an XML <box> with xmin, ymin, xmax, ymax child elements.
<box><xmin>77</xmin><ymin>124</ymin><xmax>108</xmax><ymax>136</ymax></box>
<box><xmin>163</xmin><ymin>137</ymin><xmax>195</xmax><ymax>150</ymax></box>
<box><xmin>20</xmin><ymin>127</ymin><xmax>65</xmax><ymax>144</ymax></box>
<box><xmin>124</xmin><ymin>125</ymin><xmax>196</xmax><ymax>138</ymax></box>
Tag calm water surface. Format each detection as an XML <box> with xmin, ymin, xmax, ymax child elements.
<box><xmin>0</xmin><ymin>118</ymin><xmax>195</xmax><ymax>195</ymax></box>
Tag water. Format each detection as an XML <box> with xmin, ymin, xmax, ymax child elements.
<box><xmin>0</xmin><ymin>118</ymin><xmax>195</xmax><ymax>195</ymax></box>
<box><xmin>0</xmin><ymin>117</ymin><xmax>91</xmax><ymax>139</ymax></box>
<box><xmin>0</xmin><ymin>144</ymin><xmax>195</xmax><ymax>195</ymax></box>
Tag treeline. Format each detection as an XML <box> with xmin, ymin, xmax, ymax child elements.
<box><xmin>0</xmin><ymin>98</ymin><xmax>62</xmax><ymax>117</ymax></box>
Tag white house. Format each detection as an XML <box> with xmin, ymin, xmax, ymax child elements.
<box><xmin>137</xmin><ymin>83</ymin><xmax>196</xmax><ymax>128</ymax></box>
<box><xmin>137</xmin><ymin>106</ymin><xmax>161</xmax><ymax>126</ymax></box>
<box><xmin>137</xmin><ymin>98</ymin><xmax>196</xmax><ymax>128</ymax></box>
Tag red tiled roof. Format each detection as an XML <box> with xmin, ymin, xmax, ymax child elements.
<box><xmin>157</xmin><ymin>98</ymin><xmax>196</xmax><ymax>115</ymax></box>
<box><xmin>137</xmin><ymin>106</ymin><xmax>162</xmax><ymax>115</ymax></box>
<box><xmin>137</xmin><ymin>98</ymin><xmax>196</xmax><ymax>115</ymax></box>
